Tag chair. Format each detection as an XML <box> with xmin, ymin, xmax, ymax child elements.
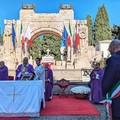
<box><xmin>57</xmin><ymin>78</ymin><xmax>70</xmax><ymax>95</ymax></box>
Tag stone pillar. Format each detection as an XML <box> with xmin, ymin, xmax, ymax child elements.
<box><xmin>67</xmin><ymin>46</ymin><xmax>71</xmax><ymax>61</ymax></box>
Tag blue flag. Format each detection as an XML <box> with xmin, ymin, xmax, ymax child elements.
<box><xmin>12</xmin><ymin>23</ymin><xmax>16</xmax><ymax>47</ymax></box>
<box><xmin>61</xmin><ymin>26</ymin><xmax>68</xmax><ymax>46</ymax></box>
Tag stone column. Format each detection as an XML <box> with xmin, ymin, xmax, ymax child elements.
<box><xmin>67</xmin><ymin>46</ymin><xmax>71</xmax><ymax>61</ymax></box>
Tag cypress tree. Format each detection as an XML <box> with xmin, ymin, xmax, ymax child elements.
<box><xmin>94</xmin><ymin>4</ymin><xmax>112</xmax><ymax>42</ymax></box>
<box><xmin>112</xmin><ymin>25</ymin><xmax>120</xmax><ymax>40</ymax></box>
<box><xmin>86</xmin><ymin>15</ymin><xmax>93</xmax><ymax>45</ymax></box>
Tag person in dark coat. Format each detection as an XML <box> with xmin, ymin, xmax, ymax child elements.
<box><xmin>45</xmin><ymin>63</ymin><xmax>53</xmax><ymax>101</ymax></box>
<box><xmin>102</xmin><ymin>40</ymin><xmax>120</xmax><ymax>120</ymax></box>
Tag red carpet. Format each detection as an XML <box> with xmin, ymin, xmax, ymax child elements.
<box><xmin>0</xmin><ymin>118</ymin><xmax>28</xmax><ymax>120</ymax></box>
<box><xmin>41</xmin><ymin>95</ymin><xmax>100</xmax><ymax>116</ymax></box>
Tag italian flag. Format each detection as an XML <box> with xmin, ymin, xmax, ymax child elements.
<box><xmin>23</xmin><ymin>24</ymin><xmax>32</xmax><ymax>46</ymax></box>
<box><xmin>75</xmin><ymin>22</ymin><xmax>80</xmax><ymax>47</ymax></box>
<box><xmin>67</xmin><ymin>22</ymin><xmax>72</xmax><ymax>46</ymax></box>
<box><xmin>20</xmin><ymin>23</ymin><xmax>25</xmax><ymax>46</ymax></box>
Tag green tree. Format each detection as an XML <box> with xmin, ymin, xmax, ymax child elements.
<box><xmin>41</xmin><ymin>34</ymin><xmax>60</xmax><ymax>60</ymax></box>
<box><xmin>40</xmin><ymin>34</ymin><xmax>61</xmax><ymax>60</ymax></box>
<box><xmin>94</xmin><ymin>4</ymin><xmax>112</xmax><ymax>43</ymax></box>
<box><xmin>30</xmin><ymin>34</ymin><xmax>61</xmax><ymax>60</ymax></box>
<box><xmin>111</xmin><ymin>25</ymin><xmax>120</xmax><ymax>40</ymax></box>
<box><xmin>86</xmin><ymin>15</ymin><xmax>93</xmax><ymax>45</ymax></box>
<box><xmin>30</xmin><ymin>37</ymin><xmax>41</xmax><ymax>60</ymax></box>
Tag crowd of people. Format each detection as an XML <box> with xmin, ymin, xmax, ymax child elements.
<box><xmin>0</xmin><ymin>40</ymin><xmax>120</xmax><ymax>119</ymax></box>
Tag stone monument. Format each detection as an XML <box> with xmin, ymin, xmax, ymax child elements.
<box><xmin>41</xmin><ymin>49</ymin><xmax>55</xmax><ymax>68</ymax></box>
<box><xmin>0</xmin><ymin>4</ymin><xmax>102</xmax><ymax>80</ymax></box>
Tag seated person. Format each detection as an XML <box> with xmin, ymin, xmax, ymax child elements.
<box><xmin>15</xmin><ymin>57</ymin><xmax>34</xmax><ymax>80</ymax></box>
<box><xmin>0</xmin><ymin>61</ymin><xmax>8</xmax><ymax>80</ymax></box>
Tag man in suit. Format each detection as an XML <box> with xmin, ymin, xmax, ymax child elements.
<box><xmin>102</xmin><ymin>40</ymin><xmax>120</xmax><ymax>120</ymax></box>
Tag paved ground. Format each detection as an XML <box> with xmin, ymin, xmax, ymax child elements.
<box><xmin>30</xmin><ymin>82</ymin><xmax>106</xmax><ymax>120</ymax></box>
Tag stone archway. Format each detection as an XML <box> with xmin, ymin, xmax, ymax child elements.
<box><xmin>31</xmin><ymin>29</ymin><xmax>62</xmax><ymax>40</ymax></box>
<box><xmin>0</xmin><ymin>3</ymin><xmax>98</xmax><ymax>74</ymax></box>
<box><xmin>31</xmin><ymin>29</ymin><xmax>62</xmax><ymax>63</ymax></box>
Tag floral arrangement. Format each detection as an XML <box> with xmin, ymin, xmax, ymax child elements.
<box><xmin>71</xmin><ymin>86</ymin><xmax>90</xmax><ymax>94</ymax></box>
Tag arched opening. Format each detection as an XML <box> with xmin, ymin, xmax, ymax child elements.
<box><xmin>30</xmin><ymin>30</ymin><xmax>62</xmax><ymax>61</ymax></box>
<box><xmin>32</xmin><ymin>30</ymin><xmax>62</xmax><ymax>40</ymax></box>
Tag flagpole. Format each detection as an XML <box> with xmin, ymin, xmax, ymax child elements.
<box><xmin>20</xmin><ymin>22</ymin><xmax>22</xmax><ymax>62</ymax></box>
<box><xmin>23</xmin><ymin>22</ymin><xmax>31</xmax><ymax>58</ymax></box>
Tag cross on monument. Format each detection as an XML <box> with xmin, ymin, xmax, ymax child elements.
<box><xmin>46</xmin><ymin>49</ymin><xmax>50</xmax><ymax>56</ymax></box>
<box><xmin>7</xmin><ymin>87</ymin><xmax>22</xmax><ymax>103</ymax></box>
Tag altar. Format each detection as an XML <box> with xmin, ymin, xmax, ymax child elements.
<box><xmin>0</xmin><ymin>80</ymin><xmax>45</xmax><ymax>117</ymax></box>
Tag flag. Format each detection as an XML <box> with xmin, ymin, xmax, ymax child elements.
<box><xmin>12</xmin><ymin>23</ymin><xmax>16</xmax><ymax>47</ymax></box>
<box><xmin>20</xmin><ymin>23</ymin><xmax>25</xmax><ymax>46</ymax></box>
<box><xmin>100</xmin><ymin>80</ymin><xmax>120</xmax><ymax>120</ymax></box>
<box><xmin>67</xmin><ymin>22</ymin><xmax>72</xmax><ymax>46</ymax></box>
<box><xmin>23</xmin><ymin>24</ymin><xmax>32</xmax><ymax>46</ymax></box>
<box><xmin>75</xmin><ymin>22</ymin><xmax>80</xmax><ymax>47</ymax></box>
<box><xmin>61</xmin><ymin>26</ymin><xmax>68</xmax><ymax>47</ymax></box>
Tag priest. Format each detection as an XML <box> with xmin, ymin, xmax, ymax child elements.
<box><xmin>0</xmin><ymin>61</ymin><xmax>8</xmax><ymax>80</ymax></box>
<box><xmin>45</xmin><ymin>63</ymin><xmax>53</xmax><ymax>101</ymax></box>
<box><xmin>15</xmin><ymin>57</ymin><xmax>34</xmax><ymax>80</ymax></box>
<box><xmin>89</xmin><ymin>62</ymin><xmax>104</xmax><ymax>103</ymax></box>
<box><xmin>34</xmin><ymin>57</ymin><xmax>45</xmax><ymax>88</ymax></box>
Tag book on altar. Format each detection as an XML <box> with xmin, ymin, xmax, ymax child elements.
<box><xmin>20</xmin><ymin>72</ymin><xmax>35</xmax><ymax>80</ymax></box>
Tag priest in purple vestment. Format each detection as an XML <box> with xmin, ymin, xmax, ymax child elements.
<box><xmin>15</xmin><ymin>57</ymin><xmax>34</xmax><ymax>80</ymax></box>
<box><xmin>0</xmin><ymin>61</ymin><xmax>8</xmax><ymax>80</ymax></box>
<box><xmin>89</xmin><ymin>62</ymin><xmax>104</xmax><ymax>103</ymax></box>
<box><xmin>45</xmin><ymin>63</ymin><xmax>53</xmax><ymax>101</ymax></box>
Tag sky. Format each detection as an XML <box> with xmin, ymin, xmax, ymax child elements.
<box><xmin>0</xmin><ymin>0</ymin><xmax>120</xmax><ymax>34</ymax></box>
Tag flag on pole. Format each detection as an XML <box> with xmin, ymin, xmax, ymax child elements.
<box><xmin>12</xmin><ymin>23</ymin><xmax>16</xmax><ymax>47</ymax></box>
<box><xmin>67</xmin><ymin>22</ymin><xmax>72</xmax><ymax>46</ymax></box>
<box><xmin>20</xmin><ymin>23</ymin><xmax>25</xmax><ymax>46</ymax></box>
<box><xmin>61</xmin><ymin>26</ymin><xmax>68</xmax><ymax>47</ymax></box>
<box><xmin>75</xmin><ymin>22</ymin><xmax>80</xmax><ymax>47</ymax></box>
<box><xmin>23</xmin><ymin>24</ymin><xmax>32</xmax><ymax>46</ymax></box>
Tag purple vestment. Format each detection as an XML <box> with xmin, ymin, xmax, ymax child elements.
<box><xmin>90</xmin><ymin>68</ymin><xmax>104</xmax><ymax>103</ymax></box>
<box><xmin>0</xmin><ymin>65</ymin><xmax>8</xmax><ymax>80</ymax></box>
<box><xmin>45</xmin><ymin>68</ymin><xmax>53</xmax><ymax>100</ymax></box>
<box><xmin>15</xmin><ymin>64</ymin><xmax>34</xmax><ymax>80</ymax></box>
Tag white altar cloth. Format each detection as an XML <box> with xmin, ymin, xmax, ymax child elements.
<box><xmin>0</xmin><ymin>80</ymin><xmax>45</xmax><ymax>117</ymax></box>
